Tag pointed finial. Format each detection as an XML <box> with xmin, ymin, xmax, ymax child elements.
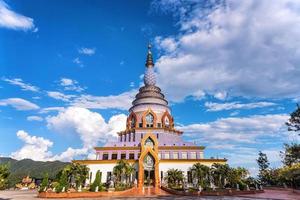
<box><xmin>145</xmin><ymin>43</ymin><xmax>154</xmax><ymax>68</ymax></box>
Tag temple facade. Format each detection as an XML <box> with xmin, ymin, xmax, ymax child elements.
<box><xmin>75</xmin><ymin>45</ymin><xmax>226</xmax><ymax>189</ymax></box>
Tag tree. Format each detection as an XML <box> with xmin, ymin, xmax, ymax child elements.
<box><xmin>39</xmin><ymin>172</ymin><xmax>49</xmax><ymax>192</ymax></box>
<box><xmin>279</xmin><ymin>163</ymin><xmax>300</xmax><ymax>188</ymax></box>
<box><xmin>113</xmin><ymin>160</ymin><xmax>134</xmax><ymax>184</ymax></box>
<box><xmin>281</xmin><ymin>143</ymin><xmax>300</xmax><ymax>166</ymax></box>
<box><xmin>286</xmin><ymin>104</ymin><xmax>300</xmax><ymax>135</ymax></box>
<box><xmin>210</xmin><ymin>163</ymin><xmax>230</xmax><ymax>188</ymax></box>
<box><xmin>165</xmin><ymin>168</ymin><xmax>184</xmax><ymax>189</ymax></box>
<box><xmin>90</xmin><ymin>170</ymin><xmax>103</xmax><ymax>192</ymax></box>
<box><xmin>0</xmin><ymin>164</ymin><xmax>10</xmax><ymax>190</ymax></box>
<box><xmin>257</xmin><ymin>151</ymin><xmax>270</xmax><ymax>185</ymax></box>
<box><xmin>227</xmin><ymin>167</ymin><xmax>249</xmax><ymax>188</ymax></box>
<box><xmin>57</xmin><ymin>171</ymin><xmax>69</xmax><ymax>192</ymax></box>
<box><xmin>191</xmin><ymin>163</ymin><xmax>210</xmax><ymax>188</ymax></box>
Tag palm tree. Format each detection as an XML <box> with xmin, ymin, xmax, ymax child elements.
<box><xmin>113</xmin><ymin>160</ymin><xmax>131</xmax><ymax>184</ymax></box>
<box><xmin>191</xmin><ymin>163</ymin><xmax>210</xmax><ymax>188</ymax></box>
<box><xmin>211</xmin><ymin>163</ymin><xmax>230</xmax><ymax>188</ymax></box>
<box><xmin>124</xmin><ymin>163</ymin><xmax>135</xmax><ymax>184</ymax></box>
<box><xmin>165</xmin><ymin>169</ymin><xmax>184</xmax><ymax>189</ymax></box>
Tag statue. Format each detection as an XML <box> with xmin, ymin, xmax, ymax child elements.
<box><xmin>62</xmin><ymin>187</ymin><xmax>65</xmax><ymax>192</ymax></box>
<box><xmin>78</xmin><ymin>185</ymin><xmax>82</xmax><ymax>192</ymax></box>
<box><xmin>95</xmin><ymin>186</ymin><xmax>99</xmax><ymax>192</ymax></box>
<box><xmin>246</xmin><ymin>185</ymin><xmax>250</xmax><ymax>191</ymax></box>
<box><xmin>236</xmin><ymin>183</ymin><xmax>240</xmax><ymax>191</ymax></box>
<box><xmin>198</xmin><ymin>185</ymin><xmax>202</xmax><ymax>192</ymax></box>
<box><xmin>255</xmin><ymin>184</ymin><xmax>259</xmax><ymax>190</ymax></box>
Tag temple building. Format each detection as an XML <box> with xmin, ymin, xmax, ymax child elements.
<box><xmin>75</xmin><ymin>45</ymin><xmax>226</xmax><ymax>189</ymax></box>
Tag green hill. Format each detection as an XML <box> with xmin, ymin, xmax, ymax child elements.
<box><xmin>0</xmin><ymin>157</ymin><xmax>69</xmax><ymax>187</ymax></box>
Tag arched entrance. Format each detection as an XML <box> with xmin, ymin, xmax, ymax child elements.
<box><xmin>138</xmin><ymin>133</ymin><xmax>160</xmax><ymax>189</ymax></box>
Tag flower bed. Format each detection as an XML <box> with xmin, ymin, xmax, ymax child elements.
<box><xmin>38</xmin><ymin>187</ymin><xmax>135</xmax><ymax>198</ymax></box>
<box><xmin>161</xmin><ymin>186</ymin><xmax>264</xmax><ymax>196</ymax></box>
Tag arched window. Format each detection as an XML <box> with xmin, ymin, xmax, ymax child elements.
<box><xmin>146</xmin><ymin>113</ymin><xmax>154</xmax><ymax>127</ymax></box>
<box><xmin>130</xmin><ymin>117</ymin><xmax>136</xmax><ymax>128</ymax></box>
<box><xmin>164</xmin><ymin>117</ymin><xmax>170</xmax><ymax>128</ymax></box>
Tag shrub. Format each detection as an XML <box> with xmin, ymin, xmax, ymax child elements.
<box><xmin>39</xmin><ymin>172</ymin><xmax>49</xmax><ymax>192</ymax></box>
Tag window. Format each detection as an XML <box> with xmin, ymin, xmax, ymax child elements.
<box><xmin>157</xmin><ymin>123</ymin><xmax>161</xmax><ymax>128</ymax></box>
<box><xmin>139</xmin><ymin>123</ymin><xmax>142</xmax><ymax>127</ymax></box>
<box><xmin>89</xmin><ymin>172</ymin><xmax>92</xmax><ymax>183</ymax></box>
<box><xmin>141</xmin><ymin>134</ymin><xmax>143</xmax><ymax>139</ymax></box>
<box><xmin>138</xmin><ymin>153</ymin><xmax>141</xmax><ymax>158</ymax></box>
<box><xmin>173</xmin><ymin>152</ymin><xmax>179</xmax><ymax>159</ymax></box>
<box><xmin>181</xmin><ymin>152</ymin><xmax>187</xmax><ymax>159</ymax></box>
<box><xmin>133</xmin><ymin>132</ymin><xmax>135</xmax><ymax>142</ymax></box>
<box><xmin>131</xmin><ymin>117</ymin><xmax>136</xmax><ymax>128</ymax></box>
<box><xmin>102</xmin><ymin>153</ymin><xmax>109</xmax><ymax>160</ymax></box>
<box><xmin>161</xmin><ymin>171</ymin><xmax>164</xmax><ymax>182</ymax></box>
<box><xmin>190</xmin><ymin>152</ymin><xmax>197</xmax><ymax>159</ymax></box>
<box><xmin>164</xmin><ymin>152</ymin><xmax>170</xmax><ymax>159</ymax></box>
<box><xmin>129</xmin><ymin>153</ymin><xmax>135</xmax><ymax>159</ymax></box>
<box><xmin>120</xmin><ymin>135</ymin><xmax>122</xmax><ymax>142</ymax></box>
<box><xmin>187</xmin><ymin>171</ymin><xmax>192</xmax><ymax>183</ymax></box>
<box><xmin>164</xmin><ymin>117</ymin><xmax>170</xmax><ymax>128</ymax></box>
<box><xmin>128</xmin><ymin>133</ymin><xmax>131</xmax><ymax>142</ymax></box>
<box><xmin>146</xmin><ymin>113</ymin><xmax>154</xmax><ymax>127</ymax></box>
<box><xmin>121</xmin><ymin>153</ymin><xmax>126</xmax><ymax>159</ymax></box>
<box><xmin>107</xmin><ymin>172</ymin><xmax>112</xmax><ymax>182</ymax></box>
<box><xmin>156</xmin><ymin>133</ymin><xmax>159</xmax><ymax>139</ymax></box>
<box><xmin>112</xmin><ymin>153</ymin><xmax>117</xmax><ymax>160</ymax></box>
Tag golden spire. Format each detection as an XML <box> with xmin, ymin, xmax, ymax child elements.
<box><xmin>145</xmin><ymin>44</ymin><xmax>154</xmax><ymax>68</ymax></box>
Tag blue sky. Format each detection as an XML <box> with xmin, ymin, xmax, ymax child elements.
<box><xmin>0</xmin><ymin>0</ymin><xmax>300</xmax><ymax>175</ymax></box>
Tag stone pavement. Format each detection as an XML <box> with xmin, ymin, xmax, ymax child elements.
<box><xmin>0</xmin><ymin>189</ymin><xmax>299</xmax><ymax>200</ymax></box>
<box><xmin>238</xmin><ymin>189</ymin><xmax>300</xmax><ymax>200</ymax></box>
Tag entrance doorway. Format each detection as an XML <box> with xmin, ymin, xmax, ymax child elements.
<box><xmin>144</xmin><ymin>170</ymin><xmax>154</xmax><ymax>186</ymax></box>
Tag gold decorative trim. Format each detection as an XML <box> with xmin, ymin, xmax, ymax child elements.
<box><xmin>94</xmin><ymin>146</ymin><xmax>139</xmax><ymax>151</ymax></box>
<box><xmin>73</xmin><ymin>159</ymin><xmax>136</xmax><ymax>164</ymax></box>
<box><xmin>160</xmin><ymin>159</ymin><xmax>227</xmax><ymax>163</ymax></box>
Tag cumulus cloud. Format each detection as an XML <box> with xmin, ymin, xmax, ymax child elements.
<box><xmin>2</xmin><ymin>78</ymin><xmax>39</xmax><ymax>92</ymax></box>
<box><xmin>205</xmin><ymin>101</ymin><xmax>277</xmax><ymax>112</ymax></box>
<box><xmin>47</xmin><ymin>107</ymin><xmax>127</xmax><ymax>149</ymax></box>
<box><xmin>0</xmin><ymin>0</ymin><xmax>36</xmax><ymax>31</ymax></box>
<box><xmin>179</xmin><ymin>114</ymin><xmax>289</xmax><ymax>144</ymax></box>
<box><xmin>59</xmin><ymin>78</ymin><xmax>85</xmax><ymax>92</ymax></box>
<box><xmin>51</xmin><ymin>147</ymin><xmax>89</xmax><ymax>161</ymax></box>
<box><xmin>72</xmin><ymin>90</ymin><xmax>136</xmax><ymax>110</ymax></box>
<box><xmin>27</xmin><ymin>115</ymin><xmax>43</xmax><ymax>121</ymax></box>
<box><xmin>78</xmin><ymin>47</ymin><xmax>96</xmax><ymax>55</ymax></box>
<box><xmin>0</xmin><ymin>98</ymin><xmax>39</xmax><ymax>110</ymax></box>
<box><xmin>153</xmin><ymin>0</ymin><xmax>300</xmax><ymax>102</ymax></box>
<box><xmin>11</xmin><ymin>130</ymin><xmax>53</xmax><ymax>161</ymax></box>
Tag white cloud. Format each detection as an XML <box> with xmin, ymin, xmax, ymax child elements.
<box><xmin>72</xmin><ymin>89</ymin><xmax>136</xmax><ymax>110</ymax></box>
<box><xmin>39</xmin><ymin>106</ymin><xmax>65</xmax><ymax>114</ymax></box>
<box><xmin>78</xmin><ymin>47</ymin><xmax>96</xmax><ymax>55</ymax></box>
<box><xmin>47</xmin><ymin>91</ymin><xmax>75</xmax><ymax>102</ymax></box>
<box><xmin>46</xmin><ymin>107</ymin><xmax>127</xmax><ymax>149</ymax></box>
<box><xmin>27</xmin><ymin>115</ymin><xmax>43</xmax><ymax>121</ymax></box>
<box><xmin>73</xmin><ymin>57</ymin><xmax>83</xmax><ymax>67</ymax></box>
<box><xmin>205</xmin><ymin>101</ymin><xmax>277</xmax><ymax>112</ymax></box>
<box><xmin>179</xmin><ymin>114</ymin><xmax>289</xmax><ymax>144</ymax></box>
<box><xmin>51</xmin><ymin>147</ymin><xmax>88</xmax><ymax>162</ymax></box>
<box><xmin>154</xmin><ymin>0</ymin><xmax>300</xmax><ymax>102</ymax></box>
<box><xmin>0</xmin><ymin>0</ymin><xmax>36</xmax><ymax>31</ymax></box>
<box><xmin>2</xmin><ymin>78</ymin><xmax>39</xmax><ymax>92</ymax></box>
<box><xmin>0</xmin><ymin>98</ymin><xmax>39</xmax><ymax>110</ymax></box>
<box><xmin>11</xmin><ymin>130</ymin><xmax>53</xmax><ymax>161</ymax></box>
<box><xmin>59</xmin><ymin>78</ymin><xmax>85</xmax><ymax>92</ymax></box>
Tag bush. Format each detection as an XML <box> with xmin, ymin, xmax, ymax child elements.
<box><xmin>114</xmin><ymin>182</ymin><xmax>131</xmax><ymax>191</ymax></box>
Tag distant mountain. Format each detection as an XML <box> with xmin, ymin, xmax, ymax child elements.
<box><xmin>0</xmin><ymin>157</ymin><xmax>69</xmax><ymax>187</ymax></box>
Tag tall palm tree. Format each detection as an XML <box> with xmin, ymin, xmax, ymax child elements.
<box><xmin>211</xmin><ymin>163</ymin><xmax>230</xmax><ymax>188</ymax></box>
<box><xmin>165</xmin><ymin>169</ymin><xmax>184</xmax><ymax>188</ymax></box>
<box><xmin>124</xmin><ymin>163</ymin><xmax>135</xmax><ymax>184</ymax></box>
<box><xmin>191</xmin><ymin>163</ymin><xmax>210</xmax><ymax>188</ymax></box>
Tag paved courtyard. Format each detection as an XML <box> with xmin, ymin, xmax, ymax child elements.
<box><xmin>0</xmin><ymin>189</ymin><xmax>299</xmax><ymax>200</ymax></box>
